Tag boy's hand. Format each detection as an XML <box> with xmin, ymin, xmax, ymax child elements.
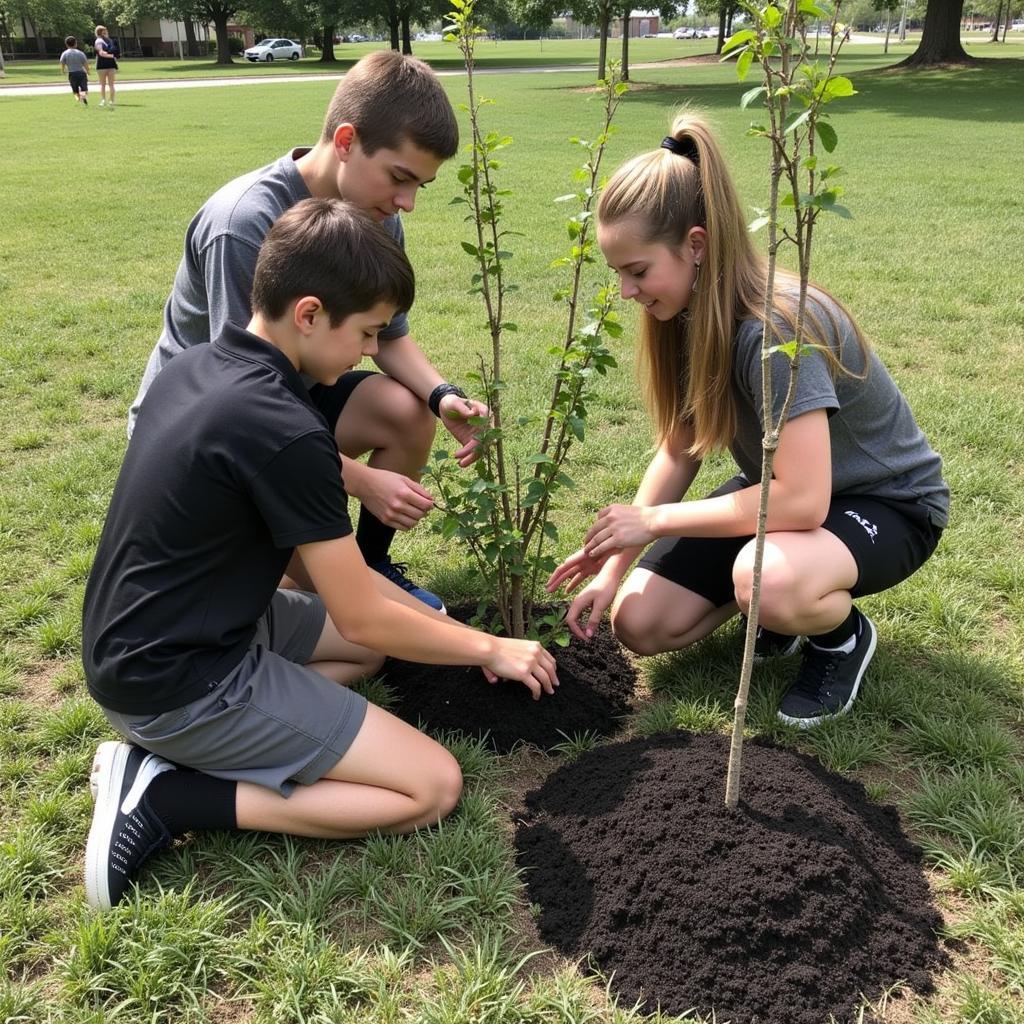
<box><xmin>438</xmin><ymin>393</ymin><xmax>490</xmax><ymax>468</ymax></box>
<box><xmin>485</xmin><ymin>638</ymin><xmax>559</xmax><ymax>700</ymax></box>
<box><xmin>358</xmin><ymin>467</ymin><xmax>434</xmax><ymax>530</ymax></box>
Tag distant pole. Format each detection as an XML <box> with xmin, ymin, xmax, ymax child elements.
<box><xmin>897</xmin><ymin>0</ymin><xmax>908</xmax><ymax>41</ymax></box>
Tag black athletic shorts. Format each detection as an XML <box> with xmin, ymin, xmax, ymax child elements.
<box><xmin>68</xmin><ymin>71</ymin><xmax>88</xmax><ymax>94</ymax></box>
<box><xmin>308</xmin><ymin>369</ymin><xmax>377</xmax><ymax>434</ymax></box>
<box><xmin>636</xmin><ymin>474</ymin><xmax>943</xmax><ymax>608</ymax></box>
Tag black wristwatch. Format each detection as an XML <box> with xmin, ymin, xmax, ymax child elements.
<box><xmin>428</xmin><ymin>382</ymin><xmax>468</xmax><ymax>418</ymax></box>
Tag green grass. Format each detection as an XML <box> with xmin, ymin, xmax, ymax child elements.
<box><xmin>1</xmin><ymin>48</ymin><xmax>1023</xmax><ymax>1022</ymax></box>
<box><xmin>3</xmin><ymin>33</ymin><xmax>1023</xmax><ymax>86</ymax></box>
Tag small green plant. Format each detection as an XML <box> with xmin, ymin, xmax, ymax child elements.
<box><xmin>428</xmin><ymin>0</ymin><xmax>627</xmax><ymax>641</ymax></box>
<box><xmin>722</xmin><ymin>1</ymin><xmax>858</xmax><ymax>808</ymax></box>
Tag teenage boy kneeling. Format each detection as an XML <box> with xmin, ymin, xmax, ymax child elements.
<box><xmin>82</xmin><ymin>199</ymin><xmax>558</xmax><ymax>911</ymax></box>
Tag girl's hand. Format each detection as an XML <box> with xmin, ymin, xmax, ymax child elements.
<box><xmin>546</xmin><ymin>548</ymin><xmax>611</xmax><ymax>595</ymax></box>
<box><xmin>563</xmin><ymin>574</ymin><xmax>620</xmax><ymax>641</ymax></box>
<box><xmin>584</xmin><ymin>504</ymin><xmax>658</xmax><ymax>559</ymax></box>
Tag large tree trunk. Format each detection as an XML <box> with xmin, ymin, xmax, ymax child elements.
<box><xmin>319</xmin><ymin>23</ymin><xmax>336</xmax><ymax>61</ymax></box>
<box><xmin>213</xmin><ymin>14</ymin><xmax>233</xmax><ymax>63</ymax></box>
<box><xmin>597</xmin><ymin>12</ymin><xmax>609</xmax><ymax>81</ymax></box>
<box><xmin>401</xmin><ymin>9</ymin><xmax>411</xmax><ymax>54</ymax></box>
<box><xmin>389</xmin><ymin>13</ymin><xmax>400</xmax><ymax>50</ymax></box>
<box><xmin>990</xmin><ymin>0</ymin><xmax>1003</xmax><ymax>41</ymax></box>
<box><xmin>619</xmin><ymin>8</ymin><xmax>629</xmax><ymax>81</ymax></box>
<box><xmin>899</xmin><ymin>0</ymin><xmax>973</xmax><ymax>66</ymax></box>
<box><xmin>183</xmin><ymin>19</ymin><xmax>200</xmax><ymax>58</ymax></box>
<box><xmin>716</xmin><ymin>6</ymin><xmax>728</xmax><ymax>54</ymax></box>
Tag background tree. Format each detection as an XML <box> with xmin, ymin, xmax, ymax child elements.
<box><xmin>195</xmin><ymin>0</ymin><xmax>241</xmax><ymax>62</ymax></box>
<box><xmin>695</xmin><ymin>0</ymin><xmax>740</xmax><ymax>53</ymax></box>
<box><xmin>873</xmin><ymin>0</ymin><xmax>899</xmax><ymax>49</ymax></box>
<box><xmin>616</xmin><ymin>0</ymin><xmax>680</xmax><ymax>80</ymax></box>
<box><xmin>156</xmin><ymin>0</ymin><xmax>205</xmax><ymax>56</ymax></box>
<box><xmin>7</xmin><ymin>0</ymin><xmax>94</xmax><ymax>53</ymax></box>
<box><xmin>899</xmin><ymin>0</ymin><xmax>971</xmax><ymax>64</ymax></box>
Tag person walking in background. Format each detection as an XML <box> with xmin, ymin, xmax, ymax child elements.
<box><xmin>93</xmin><ymin>25</ymin><xmax>118</xmax><ymax>107</ymax></box>
<box><xmin>59</xmin><ymin>37</ymin><xmax>90</xmax><ymax>106</ymax></box>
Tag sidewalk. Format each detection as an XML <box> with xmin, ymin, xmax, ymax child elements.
<box><xmin>0</xmin><ymin>63</ymin><xmax>619</xmax><ymax>98</ymax></box>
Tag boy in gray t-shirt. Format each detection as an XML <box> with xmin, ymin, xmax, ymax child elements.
<box><xmin>59</xmin><ymin>37</ymin><xmax>90</xmax><ymax>105</ymax></box>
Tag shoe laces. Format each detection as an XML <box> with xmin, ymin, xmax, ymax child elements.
<box><xmin>791</xmin><ymin>644</ymin><xmax>842</xmax><ymax>701</ymax></box>
<box><xmin>110</xmin><ymin>800</ymin><xmax>169</xmax><ymax>878</ymax></box>
<box><xmin>376</xmin><ymin>558</ymin><xmax>415</xmax><ymax>589</ymax></box>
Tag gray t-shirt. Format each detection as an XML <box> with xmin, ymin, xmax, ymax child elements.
<box><xmin>730</xmin><ymin>295</ymin><xmax>949</xmax><ymax>527</ymax></box>
<box><xmin>128</xmin><ymin>148</ymin><xmax>409</xmax><ymax>435</ymax></box>
<box><xmin>60</xmin><ymin>48</ymin><xmax>89</xmax><ymax>73</ymax></box>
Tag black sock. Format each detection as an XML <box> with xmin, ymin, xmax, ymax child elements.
<box><xmin>809</xmin><ymin>607</ymin><xmax>860</xmax><ymax>650</ymax></box>
<box><xmin>147</xmin><ymin>770</ymin><xmax>237</xmax><ymax>836</ymax></box>
<box><xmin>356</xmin><ymin>508</ymin><xmax>396</xmax><ymax>565</ymax></box>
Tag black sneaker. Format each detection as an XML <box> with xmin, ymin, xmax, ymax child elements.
<box><xmin>740</xmin><ymin>614</ymin><xmax>803</xmax><ymax>661</ymax></box>
<box><xmin>777</xmin><ymin>611</ymin><xmax>877</xmax><ymax>728</ymax></box>
<box><xmin>368</xmin><ymin>557</ymin><xmax>446</xmax><ymax>613</ymax></box>
<box><xmin>85</xmin><ymin>741</ymin><xmax>174</xmax><ymax>910</ymax></box>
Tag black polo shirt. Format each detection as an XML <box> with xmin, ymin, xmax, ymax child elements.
<box><xmin>83</xmin><ymin>321</ymin><xmax>351</xmax><ymax>714</ymax></box>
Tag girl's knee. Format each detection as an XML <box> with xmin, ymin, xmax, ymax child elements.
<box><xmin>381</xmin><ymin>379</ymin><xmax>436</xmax><ymax>441</ymax></box>
<box><xmin>611</xmin><ymin>602</ymin><xmax>671</xmax><ymax>656</ymax></box>
<box><xmin>421</xmin><ymin>750</ymin><xmax>463</xmax><ymax>822</ymax></box>
<box><xmin>361</xmin><ymin>649</ymin><xmax>387</xmax><ymax>678</ymax></box>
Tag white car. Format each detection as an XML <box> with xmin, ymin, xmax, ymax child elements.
<box><xmin>244</xmin><ymin>38</ymin><xmax>302</xmax><ymax>62</ymax></box>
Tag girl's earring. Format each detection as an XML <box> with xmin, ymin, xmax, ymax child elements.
<box><xmin>691</xmin><ymin>261</ymin><xmax>701</xmax><ymax>294</ymax></box>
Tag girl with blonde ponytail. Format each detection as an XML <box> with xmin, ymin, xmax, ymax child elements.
<box><xmin>548</xmin><ymin>112</ymin><xmax>948</xmax><ymax>728</ymax></box>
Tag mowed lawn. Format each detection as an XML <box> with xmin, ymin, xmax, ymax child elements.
<box><xmin>3</xmin><ymin>33</ymin><xmax>1023</xmax><ymax>85</ymax></box>
<box><xmin>1</xmin><ymin>50</ymin><xmax>1023</xmax><ymax>1023</ymax></box>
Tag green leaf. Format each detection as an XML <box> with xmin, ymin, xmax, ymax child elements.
<box><xmin>797</xmin><ymin>0</ymin><xmax>829</xmax><ymax>16</ymax></box>
<box><xmin>768</xmin><ymin>340</ymin><xmax>799</xmax><ymax>360</ymax></box>
<box><xmin>823</xmin><ymin>76</ymin><xmax>856</xmax><ymax>99</ymax></box>
<box><xmin>740</xmin><ymin>85</ymin><xmax>766</xmax><ymax>109</ymax></box>
<box><xmin>736</xmin><ymin>49</ymin><xmax>754</xmax><ymax>81</ymax></box>
<box><xmin>457</xmin><ymin>165</ymin><xmax>474</xmax><ymax>184</ymax></box>
<box><xmin>721</xmin><ymin>28</ymin><xmax>756</xmax><ymax>54</ymax></box>
<box><xmin>461</xmin><ymin>241</ymin><xmax>479</xmax><ymax>257</ymax></box>
<box><xmin>815</xmin><ymin>120</ymin><xmax>838</xmax><ymax>152</ymax></box>
<box><xmin>553</xmin><ymin>194</ymin><xmax>577</xmax><ymax>203</ymax></box>
<box><xmin>762</xmin><ymin>4</ymin><xmax>782</xmax><ymax>29</ymax></box>
<box><xmin>785</xmin><ymin>109</ymin><xmax>812</xmax><ymax>135</ymax></box>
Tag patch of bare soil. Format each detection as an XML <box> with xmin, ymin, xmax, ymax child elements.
<box><xmin>515</xmin><ymin>732</ymin><xmax>950</xmax><ymax>1024</ymax></box>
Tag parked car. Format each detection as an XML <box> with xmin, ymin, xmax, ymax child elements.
<box><xmin>243</xmin><ymin>38</ymin><xmax>302</xmax><ymax>62</ymax></box>
<box><xmin>673</xmin><ymin>26</ymin><xmax>694</xmax><ymax>38</ymax></box>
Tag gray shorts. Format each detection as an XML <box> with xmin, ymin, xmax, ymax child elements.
<box><xmin>102</xmin><ymin>589</ymin><xmax>368</xmax><ymax>796</ymax></box>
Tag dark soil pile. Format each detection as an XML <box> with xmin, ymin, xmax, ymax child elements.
<box><xmin>381</xmin><ymin>610</ymin><xmax>636</xmax><ymax>753</ymax></box>
<box><xmin>515</xmin><ymin>732</ymin><xmax>948</xmax><ymax>1024</ymax></box>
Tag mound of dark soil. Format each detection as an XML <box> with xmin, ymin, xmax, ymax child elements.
<box><xmin>515</xmin><ymin>732</ymin><xmax>948</xmax><ymax>1024</ymax></box>
<box><xmin>381</xmin><ymin>611</ymin><xmax>636</xmax><ymax>753</ymax></box>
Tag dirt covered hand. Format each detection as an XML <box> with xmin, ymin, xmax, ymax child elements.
<box><xmin>438</xmin><ymin>393</ymin><xmax>490</xmax><ymax>468</ymax></box>
<box><xmin>485</xmin><ymin>638</ymin><xmax>559</xmax><ymax>700</ymax></box>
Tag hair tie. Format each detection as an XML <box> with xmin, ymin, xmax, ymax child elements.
<box><xmin>661</xmin><ymin>135</ymin><xmax>699</xmax><ymax>163</ymax></box>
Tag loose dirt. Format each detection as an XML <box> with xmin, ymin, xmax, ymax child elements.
<box><xmin>381</xmin><ymin>613</ymin><xmax>636</xmax><ymax>753</ymax></box>
<box><xmin>515</xmin><ymin>732</ymin><xmax>949</xmax><ymax>1024</ymax></box>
